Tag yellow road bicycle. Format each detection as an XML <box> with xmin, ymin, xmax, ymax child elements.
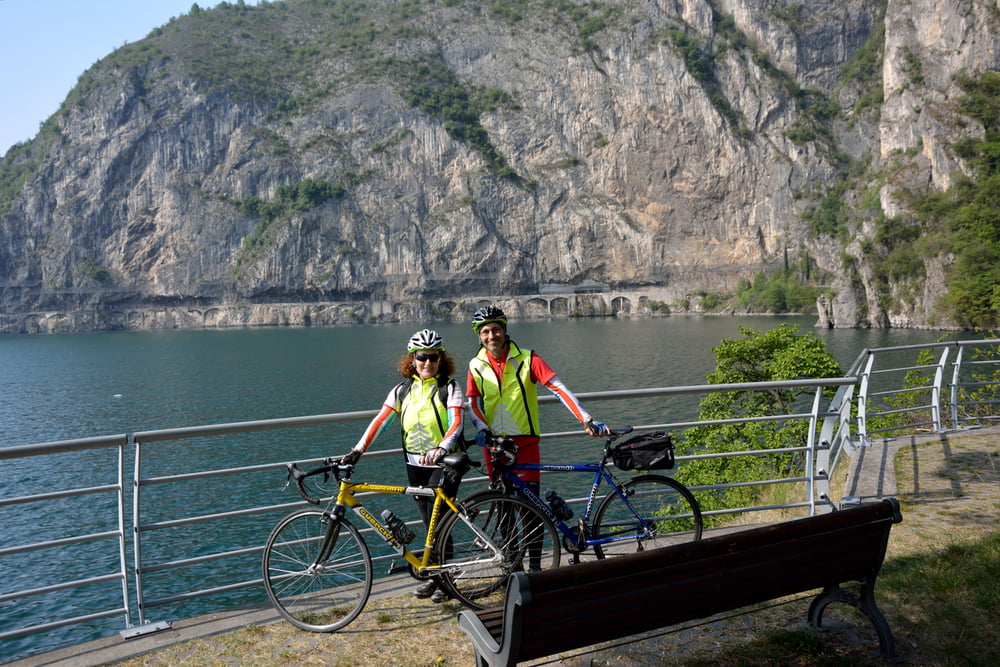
<box><xmin>262</xmin><ymin>452</ymin><xmax>560</xmax><ymax>632</ymax></box>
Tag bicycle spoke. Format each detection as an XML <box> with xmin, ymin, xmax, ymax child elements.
<box><xmin>262</xmin><ymin>509</ymin><xmax>373</xmax><ymax>632</ymax></box>
<box><xmin>435</xmin><ymin>493</ymin><xmax>560</xmax><ymax>609</ymax></box>
<box><xmin>592</xmin><ymin>475</ymin><xmax>702</xmax><ymax>558</ymax></box>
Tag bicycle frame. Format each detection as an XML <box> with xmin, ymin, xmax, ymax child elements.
<box><xmin>497</xmin><ymin>461</ymin><xmax>656</xmax><ymax>550</ymax></box>
<box><xmin>328</xmin><ymin>478</ymin><xmax>504</xmax><ymax>576</ymax></box>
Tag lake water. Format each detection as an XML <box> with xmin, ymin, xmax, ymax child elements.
<box><xmin>0</xmin><ymin>315</ymin><xmax>953</xmax><ymax>448</ymax></box>
<box><xmin>0</xmin><ymin>316</ymin><xmax>953</xmax><ymax>659</ymax></box>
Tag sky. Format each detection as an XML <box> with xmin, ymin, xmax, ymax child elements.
<box><xmin>0</xmin><ymin>0</ymin><xmax>262</xmax><ymax>157</ymax></box>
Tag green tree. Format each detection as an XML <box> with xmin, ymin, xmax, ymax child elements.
<box><xmin>897</xmin><ymin>70</ymin><xmax>1000</xmax><ymax>327</ymax></box>
<box><xmin>675</xmin><ymin>325</ymin><xmax>842</xmax><ymax>522</ymax></box>
<box><xmin>736</xmin><ymin>270</ymin><xmax>821</xmax><ymax>314</ymax></box>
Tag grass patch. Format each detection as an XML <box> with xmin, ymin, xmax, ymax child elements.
<box><xmin>879</xmin><ymin>533</ymin><xmax>1000</xmax><ymax>665</ymax></box>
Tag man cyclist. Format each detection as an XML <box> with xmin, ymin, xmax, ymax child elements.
<box><xmin>466</xmin><ymin>305</ymin><xmax>609</xmax><ymax>498</ymax></box>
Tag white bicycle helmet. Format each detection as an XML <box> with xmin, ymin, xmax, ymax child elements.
<box><xmin>407</xmin><ymin>329</ymin><xmax>445</xmax><ymax>352</ymax></box>
<box><xmin>471</xmin><ymin>305</ymin><xmax>507</xmax><ymax>332</ymax></box>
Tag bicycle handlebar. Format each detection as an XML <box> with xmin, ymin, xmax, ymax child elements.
<box><xmin>286</xmin><ymin>459</ymin><xmax>345</xmax><ymax>505</ymax></box>
<box><xmin>483</xmin><ymin>425</ymin><xmax>634</xmax><ymax>473</ymax></box>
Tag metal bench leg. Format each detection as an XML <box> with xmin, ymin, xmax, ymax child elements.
<box><xmin>808</xmin><ymin>584</ymin><xmax>899</xmax><ymax>662</ymax></box>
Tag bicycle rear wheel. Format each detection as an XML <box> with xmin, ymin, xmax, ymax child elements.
<box><xmin>592</xmin><ymin>474</ymin><xmax>703</xmax><ymax>558</ymax></box>
<box><xmin>434</xmin><ymin>493</ymin><xmax>560</xmax><ymax>609</ymax></box>
<box><xmin>262</xmin><ymin>508</ymin><xmax>372</xmax><ymax>632</ymax></box>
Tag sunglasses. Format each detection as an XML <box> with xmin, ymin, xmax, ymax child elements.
<box><xmin>414</xmin><ymin>352</ymin><xmax>440</xmax><ymax>362</ymax></box>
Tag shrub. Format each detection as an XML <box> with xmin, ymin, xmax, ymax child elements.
<box><xmin>675</xmin><ymin>325</ymin><xmax>842</xmax><ymax>521</ymax></box>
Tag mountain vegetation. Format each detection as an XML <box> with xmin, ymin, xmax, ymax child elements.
<box><xmin>0</xmin><ymin>0</ymin><xmax>998</xmax><ymax>333</ymax></box>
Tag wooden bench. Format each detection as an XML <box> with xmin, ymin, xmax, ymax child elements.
<box><xmin>458</xmin><ymin>498</ymin><xmax>902</xmax><ymax>666</ymax></box>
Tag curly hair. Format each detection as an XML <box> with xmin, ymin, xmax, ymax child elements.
<box><xmin>397</xmin><ymin>349</ymin><xmax>456</xmax><ymax>379</ymax></box>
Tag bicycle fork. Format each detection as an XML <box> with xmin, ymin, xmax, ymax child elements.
<box><xmin>309</xmin><ymin>507</ymin><xmax>346</xmax><ymax>572</ymax></box>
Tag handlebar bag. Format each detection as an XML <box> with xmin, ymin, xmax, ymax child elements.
<box><xmin>611</xmin><ymin>432</ymin><xmax>675</xmax><ymax>471</ymax></box>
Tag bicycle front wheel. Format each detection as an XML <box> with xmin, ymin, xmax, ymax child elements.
<box><xmin>262</xmin><ymin>508</ymin><xmax>373</xmax><ymax>632</ymax></box>
<box><xmin>592</xmin><ymin>474</ymin><xmax>703</xmax><ymax>558</ymax></box>
<box><xmin>435</xmin><ymin>493</ymin><xmax>561</xmax><ymax>609</ymax></box>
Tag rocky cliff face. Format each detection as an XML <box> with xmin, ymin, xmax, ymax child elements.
<box><xmin>0</xmin><ymin>0</ymin><xmax>996</xmax><ymax>333</ymax></box>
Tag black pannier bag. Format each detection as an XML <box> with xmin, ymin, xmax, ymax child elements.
<box><xmin>611</xmin><ymin>431</ymin><xmax>675</xmax><ymax>471</ymax></box>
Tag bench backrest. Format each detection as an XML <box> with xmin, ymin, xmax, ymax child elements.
<box><xmin>511</xmin><ymin>499</ymin><xmax>901</xmax><ymax>662</ymax></box>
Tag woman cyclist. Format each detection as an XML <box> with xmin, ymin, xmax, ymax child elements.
<box><xmin>339</xmin><ymin>329</ymin><xmax>465</xmax><ymax>603</ymax></box>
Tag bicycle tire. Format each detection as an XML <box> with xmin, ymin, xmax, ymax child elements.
<box><xmin>434</xmin><ymin>492</ymin><xmax>561</xmax><ymax>609</ymax></box>
<box><xmin>592</xmin><ymin>474</ymin><xmax>703</xmax><ymax>558</ymax></box>
<box><xmin>262</xmin><ymin>508</ymin><xmax>373</xmax><ymax>632</ymax></box>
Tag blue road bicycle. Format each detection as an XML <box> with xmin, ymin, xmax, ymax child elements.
<box><xmin>470</xmin><ymin>427</ymin><xmax>703</xmax><ymax>562</ymax></box>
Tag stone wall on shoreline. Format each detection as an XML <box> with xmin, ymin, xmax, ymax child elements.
<box><xmin>0</xmin><ymin>291</ymin><xmax>701</xmax><ymax>334</ymax></box>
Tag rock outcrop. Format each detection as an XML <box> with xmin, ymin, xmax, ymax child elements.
<box><xmin>0</xmin><ymin>0</ymin><xmax>996</xmax><ymax>333</ymax></box>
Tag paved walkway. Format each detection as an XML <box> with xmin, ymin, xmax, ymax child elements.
<box><xmin>844</xmin><ymin>423</ymin><xmax>1000</xmax><ymax>502</ymax></box>
<box><xmin>7</xmin><ymin>564</ymin><xmax>421</xmax><ymax>667</ymax></box>
<box><xmin>10</xmin><ymin>425</ymin><xmax>1000</xmax><ymax>666</ymax></box>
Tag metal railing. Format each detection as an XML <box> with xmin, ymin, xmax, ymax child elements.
<box><xmin>3</xmin><ymin>337</ymin><xmax>1000</xmax><ymax>661</ymax></box>
<box><xmin>0</xmin><ymin>436</ymin><xmax>132</xmax><ymax>643</ymax></box>
<box><xmin>851</xmin><ymin>338</ymin><xmax>1000</xmax><ymax>442</ymax></box>
<box><xmin>561</xmin><ymin>377</ymin><xmax>856</xmax><ymax>520</ymax></box>
<box><xmin>119</xmin><ymin>376</ymin><xmax>858</xmax><ymax>632</ymax></box>
<box><xmin>950</xmin><ymin>340</ymin><xmax>1000</xmax><ymax>428</ymax></box>
<box><xmin>128</xmin><ymin>411</ymin><xmax>377</xmax><ymax>629</ymax></box>
<box><xmin>0</xmin><ymin>377</ymin><xmax>854</xmax><ymax>655</ymax></box>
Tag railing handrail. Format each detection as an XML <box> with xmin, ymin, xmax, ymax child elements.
<box><xmin>852</xmin><ymin>338</ymin><xmax>1000</xmax><ymax>441</ymax></box>
<box><xmin>0</xmin><ymin>434</ymin><xmax>127</xmax><ymax>459</ymax></box>
<box><xmin>4</xmin><ymin>377</ymin><xmax>857</xmax><ymax>457</ymax></box>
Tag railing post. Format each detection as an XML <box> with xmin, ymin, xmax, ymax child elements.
<box><xmin>931</xmin><ymin>347</ymin><xmax>949</xmax><ymax>432</ymax></box>
<box><xmin>816</xmin><ymin>382</ymin><xmax>854</xmax><ymax>511</ymax></box>
<box><xmin>856</xmin><ymin>353</ymin><xmax>876</xmax><ymax>445</ymax></box>
<box><xmin>115</xmin><ymin>439</ymin><xmax>134</xmax><ymax>631</ymax></box>
<box><xmin>132</xmin><ymin>436</ymin><xmax>146</xmax><ymax>627</ymax></box>
<box><xmin>124</xmin><ymin>436</ymin><xmax>171</xmax><ymax>638</ymax></box>
<box><xmin>806</xmin><ymin>386</ymin><xmax>822</xmax><ymax>515</ymax></box>
<box><xmin>950</xmin><ymin>344</ymin><xmax>966</xmax><ymax>429</ymax></box>
<box><xmin>838</xmin><ymin>382</ymin><xmax>856</xmax><ymax>456</ymax></box>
